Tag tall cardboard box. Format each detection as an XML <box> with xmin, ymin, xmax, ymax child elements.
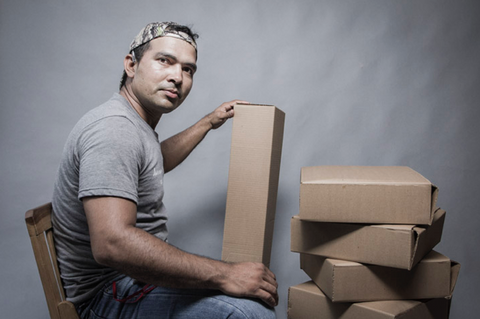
<box><xmin>221</xmin><ymin>104</ymin><xmax>285</xmax><ymax>267</ymax></box>
<box><xmin>291</xmin><ymin>208</ymin><xmax>445</xmax><ymax>270</ymax></box>
<box><xmin>299</xmin><ymin>166</ymin><xmax>438</xmax><ymax>225</ymax></box>
<box><xmin>300</xmin><ymin>251</ymin><xmax>460</xmax><ymax>302</ymax></box>
<box><xmin>288</xmin><ymin>281</ymin><xmax>453</xmax><ymax>319</ymax></box>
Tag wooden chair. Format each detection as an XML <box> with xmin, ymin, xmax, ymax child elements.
<box><xmin>25</xmin><ymin>203</ymin><xmax>80</xmax><ymax>319</ymax></box>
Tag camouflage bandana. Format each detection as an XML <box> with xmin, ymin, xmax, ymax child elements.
<box><xmin>129</xmin><ymin>22</ymin><xmax>197</xmax><ymax>52</ymax></box>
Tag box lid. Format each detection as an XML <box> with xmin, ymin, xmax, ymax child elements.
<box><xmin>301</xmin><ymin>166</ymin><xmax>433</xmax><ymax>185</ymax></box>
<box><xmin>299</xmin><ymin>166</ymin><xmax>439</xmax><ymax>225</ymax></box>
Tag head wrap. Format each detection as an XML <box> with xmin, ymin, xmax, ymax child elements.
<box><xmin>129</xmin><ymin>22</ymin><xmax>197</xmax><ymax>52</ymax></box>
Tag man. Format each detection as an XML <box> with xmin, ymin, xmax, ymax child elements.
<box><xmin>52</xmin><ymin>22</ymin><xmax>278</xmax><ymax>319</ymax></box>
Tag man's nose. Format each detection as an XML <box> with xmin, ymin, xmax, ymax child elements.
<box><xmin>167</xmin><ymin>64</ymin><xmax>183</xmax><ymax>84</ymax></box>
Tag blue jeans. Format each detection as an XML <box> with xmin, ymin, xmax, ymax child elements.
<box><xmin>78</xmin><ymin>276</ymin><xmax>276</xmax><ymax>319</ymax></box>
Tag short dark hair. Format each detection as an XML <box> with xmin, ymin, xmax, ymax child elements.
<box><xmin>119</xmin><ymin>24</ymin><xmax>199</xmax><ymax>90</ymax></box>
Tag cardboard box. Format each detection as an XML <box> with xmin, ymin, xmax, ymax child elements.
<box><xmin>299</xmin><ymin>166</ymin><xmax>439</xmax><ymax>225</ymax></box>
<box><xmin>221</xmin><ymin>104</ymin><xmax>285</xmax><ymax>267</ymax></box>
<box><xmin>288</xmin><ymin>281</ymin><xmax>452</xmax><ymax>319</ymax></box>
<box><xmin>301</xmin><ymin>250</ymin><xmax>460</xmax><ymax>302</ymax></box>
<box><xmin>291</xmin><ymin>208</ymin><xmax>445</xmax><ymax>270</ymax></box>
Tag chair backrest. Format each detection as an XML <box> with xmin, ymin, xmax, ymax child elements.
<box><xmin>25</xmin><ymin>203</ymin><xmax>80</xmax><ymax>319</ymax></box>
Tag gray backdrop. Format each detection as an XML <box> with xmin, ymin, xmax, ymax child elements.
<box><xmin>1</xmin><ymin>0</ymin><xmax>479</xmax><ymax>318</ymax></box>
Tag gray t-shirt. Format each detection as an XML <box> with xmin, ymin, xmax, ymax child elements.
<box><xmin>52</xmin><ymin>93</ymin><xmax>168</xmax><ymax>305</ymax></box>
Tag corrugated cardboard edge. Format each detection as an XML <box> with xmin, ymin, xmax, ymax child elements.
<box><xmin>262</xmin><ymin>106</ymin><xmax>285</xmax><ymax>266</ymax></box>
<box><xmin>449</xmin><ymin>260</ymin><xmax>461</xmax><ymax>296</ymax></box>
<box><xmin>437</xmin><ymin>260</ymin><xmax>460</xmax><ymax>319</ymax></box>
<box><xmin>409</xmin><ymin>208</ymin><xmax>446</xmax><ymax>269</ymax></box>
<box><xmin>299</xmin><ymin>254</ymin><xmax>336</xmax><ymax>300</ymax></box>
<box><xmin>430</xmin><ymin>184</ymin><xmax>439</xmax><ymax>223</ymax></box>
<box><xmin>236</xmin><ymin>103</ymin><xmax>275</xmax><ymax>107</ymax></box>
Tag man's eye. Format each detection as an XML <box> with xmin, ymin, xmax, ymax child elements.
<box><xmin>157</xmin><ymin>56</ymin><xmax>171</xmax><ymax>64</ymax></box>
<box><xmin>183</xmin><ymin>67</ymin><xmax>193</xmax><ymax>75</ymax></box>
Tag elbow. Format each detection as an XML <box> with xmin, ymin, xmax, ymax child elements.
<box><xmin>163</xmin><ymin>158</ymin><xmax>173</xmax><ymax>173</ymax></box>
<box><xmin>91</xmin><ymin>246</ymin><xmax>114</xmax><ymax>267</ymax></box>
<box><xmin>92</xmin><ymin>248</ymin><xmax>113</xmax><ymax>267</ymax></box>
<box><xmin>90</xmin><ymin>237</ymin><xmax>122</xmax><ymax>267</ymax></box>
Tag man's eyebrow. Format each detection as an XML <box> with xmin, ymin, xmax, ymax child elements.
<box><xmin>155</xmin><ymin>52</ymin><xmax>197</xmax><ymax>72</ymax></box>
<box><xmin>155</xmin><ymin>52</ymin><xmax>177</xmax><ymax>61</ymax></box>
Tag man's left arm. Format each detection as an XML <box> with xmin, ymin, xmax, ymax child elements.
<box><xmin>161</xmin><ymin>100</ymin><xmax>247</xmax><ymax>173</ymax></box>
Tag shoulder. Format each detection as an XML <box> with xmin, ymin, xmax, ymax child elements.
<box><xmin>79</xmin><ymin>94</ymin><xmax>136</xmax><ymax>128</ymax></box>
<box><xmin>73</xmin><ymin>94</ymin><xmax>144</xmax><ymax>143</ymax></box>
<box><xmin>72</xmin><ymin>112</ymin><xmax>141</xmax><ymax>159</ymax></box>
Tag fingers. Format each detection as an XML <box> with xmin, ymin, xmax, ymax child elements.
<box><xmin>221</xmin><ymin>262</ymin><xmax>279</xmax><ymax>307</ymax></box>
<box><xmin>259</xmin><ymin>280</ymin><xmax>278</xmax><ymax>306</ymax></box>
<box><xmin>218</xmin><ymin>105</ymin><xmax>234</xmax><ymax>119</ymax></box>
<box><xmin>248</xmin><ymin>263</ymin><xmax>279</xmax><ymax>307</ymax></box>
<box><xmin>262</xmin><ymin>272</ymin><xmax>277</xmax><ymax>291</ymax></box>
<box><xmin>264</xmin><ymin>266</ymin><xmax>276</xmax><ymax>283</ymax></box>
<box><xmin>222</xmin><ymin>100</ymin><xmax>249</xmax><ymax>112</ymax></box>
<box><xmin>229</xmin><ymin>99</ymin><xmax>250</xmax><ymax>106</ymax></box>
<box><xmin>257</xmin><ymin>287</ymin><xmax>278</xmax><ymax>308</ymax></box>
<box><xmin>209</xmin><ymin>99</ymin><xmax>249</xmax><ymax>130</ymax></box>
<box><xmin>260</xmin><ymin>266</ymin><xmax>278</xmax><ymax>307</ymax></box>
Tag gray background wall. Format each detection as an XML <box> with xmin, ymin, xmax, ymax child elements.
<box><xmin>1</xmin><ymin>0</ymin><xmax>479</xmax><ymax>318</ymax></box>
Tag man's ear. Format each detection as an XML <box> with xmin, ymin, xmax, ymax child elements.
<box><xmin>124</xmin><ymin>53</ymin><xmax>136</xmax><ymax>78</ymax></box>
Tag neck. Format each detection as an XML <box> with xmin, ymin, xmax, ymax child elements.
<box><xmin>119</xmin><ymin>85</ymin><xmax>161</xmax><ymax>129</ymax></box>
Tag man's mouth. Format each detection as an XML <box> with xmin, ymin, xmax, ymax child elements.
<box><xmin>163</xmin><ymin>89</ymin><xmax>180</xmax><ymax>99</ymax></box>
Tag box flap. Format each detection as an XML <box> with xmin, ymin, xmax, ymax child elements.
<box><xmin>410</xmin><ymin>208</ymin><xmax>446</xmax><ymax>269</ymax></box>
<box><xmin>422</xmin><ymin>250</ymin><xmax>450</xmax><ymax>263</ymax></box>
<box><xmin>373</xmin><ymin>224</ymin><xmax>416</xmax><ymax>231</ymax></box>
<box><xmin>449</xmin><ymin>260</ymin><xmax>461</xmax><ymax>295</ymax></box>
<box><xmin>355</xmin><ymin>300</ymin><xmax>426</xmax><ymax>317</ymax></box>
<box><xmin>431</xmin><ymin>184</ymin><xmax>439</xmax><ymax>215</ymax></box>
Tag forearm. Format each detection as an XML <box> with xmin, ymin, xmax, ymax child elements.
<box><xmin>161</xmin><ymin>115</ymin><xmax>211</xmax><ymax>173</ymax></box>
<box><xmin>98</xmin><ymin>226</ymin><xmax>278</xmax><ymax>306</ymax></box>
<box><xmin>99</xmin><ymin>224</ymin><xmax>227</xmax><ymax>289</ymax></box>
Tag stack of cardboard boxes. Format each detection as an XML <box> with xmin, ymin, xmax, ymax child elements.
<box><xmin>289</xmin><ymin>166</ymin><xmax>460</xmax><ymax>319</ymax></box>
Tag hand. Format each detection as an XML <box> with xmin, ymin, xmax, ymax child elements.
<box><xmin>207</xmin><ymin>100</ymin><xmax>249</xmax><ymax>130</ymax></box>
<box><xmin>220</xmin><ymin>262</ymin><xmax>279</xmax><ymax>308</ymax></box>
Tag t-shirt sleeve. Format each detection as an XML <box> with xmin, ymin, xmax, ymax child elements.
<box><xmin>77</xmin><ymin>116</ymin><xmax>143</xmax><ymax>204</ymax></box>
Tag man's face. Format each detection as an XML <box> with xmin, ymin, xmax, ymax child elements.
<box><xmin>130</xmin><ymin>36</ymin><xmax>197</xmax><ymax>117</ymax></box>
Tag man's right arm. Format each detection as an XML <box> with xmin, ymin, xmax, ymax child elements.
<box><xmin>83</xmin><ymin>196</ymin><xmax>278</xmax><ymax>307</ymax></box>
